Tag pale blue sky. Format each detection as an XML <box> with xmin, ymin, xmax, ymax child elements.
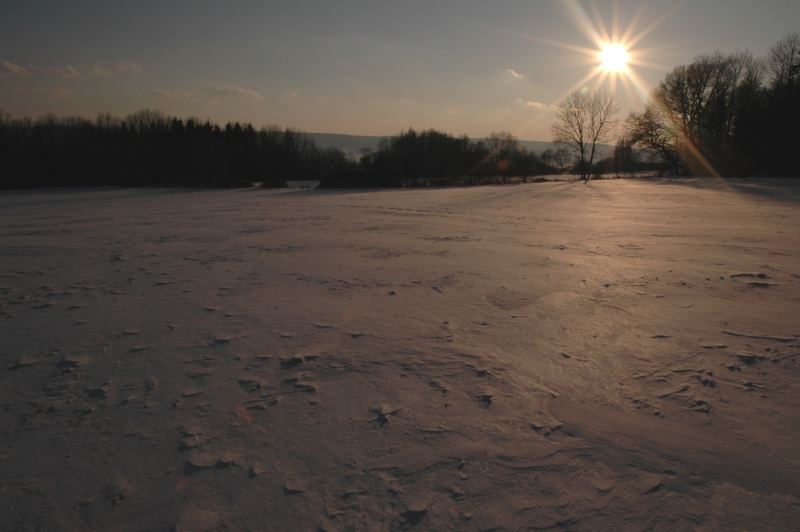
<box><xmin>1</xmin><ymin>0</ymin><xmax>798</xmax><ymax>139</ymax></box>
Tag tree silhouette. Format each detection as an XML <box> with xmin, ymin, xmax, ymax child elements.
<box><xmin>0</xmin><ymin>110</ymin><xmax>347</xmax><ymax>189</ymax></box>
<box><xmin>552</xmin><ymin>89</ymin><xmax>618</xmax><ymax>181</ymax></box>
<box><xmin>624</xmin><ymin>35</ymin><xmax>799</xmax><ymax>177</ymax></box>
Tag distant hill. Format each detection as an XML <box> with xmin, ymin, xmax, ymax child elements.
<box><xmin>307</xmin><ymin>132</ymin><xmax>614</xmax><ymax>161</ymax></box>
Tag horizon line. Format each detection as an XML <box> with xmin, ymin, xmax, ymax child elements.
<box><xmin>1</xmin><ymin>107</ymin><xmax>566</xmax><ymax>144</ymax></box>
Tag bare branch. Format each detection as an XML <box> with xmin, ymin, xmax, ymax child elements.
<box><xmin>551</xmin><ymin>89</ymin><xmax>618</xmax><ymax>180</ymax></box>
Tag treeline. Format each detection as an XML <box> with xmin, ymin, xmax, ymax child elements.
<box><xmin>0</xmin><ymin>109</ymin><xmax>349</xmax><ymax>188</ymax></box>
<box><xmin>0</xmin><ymin>108</ymin><xmax>563</xmax><ymax>189</ymax></box>
<box><xmin>624</xmin><ymin>33</ymin><xmax>800</xmax><ymax>176</ymax></box>
<box><xmin>321</xmin><ymin>130</ymin><xmax>558</xmax><ymax>187</ymax></box>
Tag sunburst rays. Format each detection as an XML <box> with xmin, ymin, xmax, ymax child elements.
<box><xmin>518</xmin><ymin>0</ymin><xmax>676</xmax><ymax>104</ymax></box>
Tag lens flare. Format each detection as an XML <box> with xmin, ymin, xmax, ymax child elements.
<box><xmin>598</xmin><ymin>42</ymin><xmax>630</xmax><ymax>73</ymax></box>
<box><xmin>512</xmin><ymin>0</ymin><xmax>676</xmax><ymax>106</ymax></box>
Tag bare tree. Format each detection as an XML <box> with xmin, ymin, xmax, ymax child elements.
<box><xmin>768</xmin><ymin>32</ymin><xmax>800</xmax><ymax>88</ymax></box>
<box><xmin>482</xmin><ymin>131</ymin><xmax>519</xmax><ymax>178</ymax></box>
<box><xmin>612</xmin><ymin>135</ymin><xmax>639</xmax><ymax>176</ymax></box>
<box><xmin>551</xmin><ymin>89</ymin><xmax>618</xmax><ymax>181</ymax></box>
<box><xmin>486</xmin><ymin>131</ymin><xmax>519</xmax><ymax>161</ymax></box>
<box><xmin>658</xmin><ymin>52</ymin><xmax>762</xmax><ymax>152</ymax></box>
<box><xmin>626</xmin><ymin>101</ymin><xmax>681</xmax><ymax>175</ymax></box>
<box><xmin>539</xmin><ymin>148</ymin><xmax>554</xmax><ymax>169</ymax></box>
<box><xmin>553</xmin><ymin>147</ymin><xmax>571</xmax><ymax>173</ymax></box>
<box><xmin>628</xmin><ymin>52</ymin><xmax>764</xmax><ymax>176</ymax></box>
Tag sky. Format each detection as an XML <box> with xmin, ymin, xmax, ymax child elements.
<box><xmin>1</xmin><ymin>0</ymin><xmax>798</xmax><ymax>140</ymax></box>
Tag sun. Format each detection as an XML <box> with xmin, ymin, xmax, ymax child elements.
<box><xmin>598</xmin><ymin>42</ymin><xmax>630</xmax><ymax>73</ymax></box>
<box><xmin>519</xmin><ymin>2</ymin><xmax>669</xmax><ymax>101</ymax></box>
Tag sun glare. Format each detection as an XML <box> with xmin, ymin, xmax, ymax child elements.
<box><xmin>520</xmin><ymin>1</ymin><xmax>676</xmax><ymax>104</ymax></box>
<box><xmin>598</xmin><ymin>42</ymin><xmax>630</xmax><ymax>73</ymax></box>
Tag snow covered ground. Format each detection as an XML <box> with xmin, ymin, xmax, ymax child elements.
<box><xmin>1</xmin><ymin>178</ymin><xmax>798</xmax><ymax>530</ymax></box>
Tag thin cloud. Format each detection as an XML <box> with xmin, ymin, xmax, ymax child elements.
<box><xmin>152</xmin><ymin>88</ymin><xmax>194</xmax><ymax>98</ymax></box>
<box><xmin>0</xmin><ymin>60</ymin><xmax>29</xmax><ymax>77</ymax></box>
<box><xmin>2</xmin><ymin>60</ymin><xmax>142</xmax><ymax>78</ymax></box>
<box><xmin>29</xmin><ymin>65</ymin><xmax>81</xmax><ymax>78</ymax></box>
<box><xmin>202</xmin><ymin>84</ymin><xmax>262</xmax><ymax>99</ymax></box>
<box><xmin>18</xmin><ymin>87</ymin><xmax>71</xmax><ymax>97</ymax></box>
<box><xmin>515</xmin><ymin>97</ymin><xmax>553</xmax><ymax>110</ymax></box>
<box><xmin>51</xmin><ymin>65</ymin><xmax>81</xmax><ymax>78</ymax></box>
<box><xmin>153</xmin><ymin>84</ymin><xmax>262</xmax><ymax>100</ymax></box>
<box><xmin>84</xmin><ymin>61</ymin><xmax>144</xmax><ymax>76</ymax></box>
<box><xmin>503</xmin><ymin>68</ymin><xmax>525</xmax><ymax>80</ymax></box>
